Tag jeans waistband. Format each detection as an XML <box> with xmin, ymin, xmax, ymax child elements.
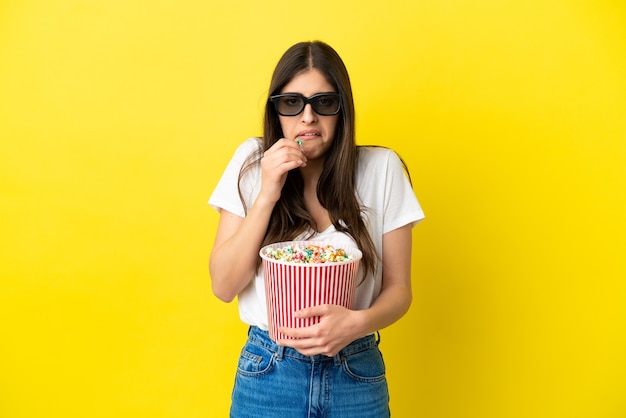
<box><xmin>246</xmin><ymin>326</ymin><xmax>379</xmax><ymax>364</ymax></box>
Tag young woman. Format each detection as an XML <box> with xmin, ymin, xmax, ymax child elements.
<box><xmin>209</xmin><ymin>41</ymin><xmax>424</xmax><ymax>417</ymax></box>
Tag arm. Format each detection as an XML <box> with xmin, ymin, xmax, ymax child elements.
<box><xmin>209</xmin><ymin>139</ymin><xmax>307</xmax><ymax>302</ymax></box>
<box><xmin>278</xmin><ymin>223</ymin><xmax>413</xmax><ymax>356</ymax></box>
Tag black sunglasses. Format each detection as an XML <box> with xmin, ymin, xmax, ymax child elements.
<box><xmin>269</xmin><ymin>93</ymin><xmax>341</xmax><ymax>116</ymax></box>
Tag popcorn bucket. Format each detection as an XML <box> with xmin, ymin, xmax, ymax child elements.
<box><xmin>260</xmin><ymin>241</ymin><xmax>362</xmax><ymax>342</ymax></box>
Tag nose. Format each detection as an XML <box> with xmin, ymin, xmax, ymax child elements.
<box><xmin>300</xmin><ymin>103</ymin><xmax>317</xmax><ymax>123</ymax></box>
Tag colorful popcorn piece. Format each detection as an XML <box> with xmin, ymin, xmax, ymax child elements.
<box><xmin>264</xmin><ymin>243</ymin><xmax>354</xmax><ymax>264</ymax></box>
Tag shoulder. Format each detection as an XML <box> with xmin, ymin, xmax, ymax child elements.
<box><xmin>357</xmin><ymin>146</ymin><xmax>403</xmax><ymax>170</ymax></box>
<box><xmin>235</xmin><ymin>137</ymin><xmax>263</xmax><ymax>157</ymax></box>
<box><xmin>223</xmin><ymin>138</ymin><xmax>263</xmax><ymax>168</ymax></box>
<box><xmin>216</xmin><ymin>138</ymin><xmax>262</xmax><ymax>180</ymax></box>
<box><xmin>356</xmin><ymin>146</ymin><xmax>414</xmax><ymax>192</ymax></box>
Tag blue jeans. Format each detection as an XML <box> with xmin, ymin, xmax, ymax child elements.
<box><xmin>230</xmin><ymin>326</ymin><xmax>390</xmax><ymax>418</ymax></box>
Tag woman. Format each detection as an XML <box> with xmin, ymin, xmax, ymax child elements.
<box><xmin>209</xmin><ymin>41</ymin><xmax>424</xmax><ymax>417</ymax></box>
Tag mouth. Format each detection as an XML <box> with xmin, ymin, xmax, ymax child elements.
<box><xmin>296</xmin><ymin>130</ymin><xmax>321</xmax><ymax>139</ymax></box>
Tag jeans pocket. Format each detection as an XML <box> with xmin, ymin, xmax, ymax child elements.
<box><xmin>341</xmin><ymin>347</ymin><xmax>387</xmax><ymax>383</ymax></box>
<box><xmin>236</xmin><ymin>341</ymin><xmax>276</xmax><ymax>377</ymax></box>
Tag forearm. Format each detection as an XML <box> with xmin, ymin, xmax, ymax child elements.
<box><xmin>354</xmin><ymin>224</ymin><xmax>414</xmax><ymax>336</ymax></box>
<box><xmin>209</xmin><ymin>195</ymin><xmax>275</xmax><ymax>302</ymax></box>
<box><xmin>355</xmin><ymin>282</ymin><xmax>412</xmax><ymax>336</ymax></box>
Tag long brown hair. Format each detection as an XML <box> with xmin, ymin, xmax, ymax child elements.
<box><xmin>239</xmin><ymin>41</ymin><xmax>378</xmax><ymax>279</ymax></box>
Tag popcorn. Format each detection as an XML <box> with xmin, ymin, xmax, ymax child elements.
<box><xmin>263</xmin><ymin>243</ymin><xmax>354</xmax><ymax>264</ymax></box>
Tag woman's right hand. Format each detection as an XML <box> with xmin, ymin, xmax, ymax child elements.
<box><xmin>259</xmin><ymin>138</ymin><xmax>307</xmax><ymax>204</ymax></box>
<box><xmin>209</xmin><ymin>138</ymin><xmax>306</xmax><ymax>302</ymax></box>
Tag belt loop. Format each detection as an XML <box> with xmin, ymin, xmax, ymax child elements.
<box><xmin>375</xmin><ymin>331</ymin><xmax>381</xmax><ymax>345</ymax></box>
<box><xmin>275</xmin><ymin>344</ymin><xmax>285</xmax><ymax>361</ymax></box>
<box><xmin>333</xmin><ymin>353</ymin><xmax>342</xmax><ymax>366</ymax></box>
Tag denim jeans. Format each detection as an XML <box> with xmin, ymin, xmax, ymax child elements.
<box><xmin>230</xmin><ymin>326</ymin><xmax>390</xmax><ymax>418</ymax></box>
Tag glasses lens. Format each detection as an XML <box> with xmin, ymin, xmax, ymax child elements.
<box><xmin>275</xmin><ymin>95</ymin><xmax>304</xmax><ymax>116</ymax></box>
<box><xmin>311</xmin><ymin>94</ymin><xmax>340</xmax><ymax>115</ymax></box>
<box><xmin>271</xmin><ymin>93</ymin><xmax>341</xmax><ymax>116</ymax></box>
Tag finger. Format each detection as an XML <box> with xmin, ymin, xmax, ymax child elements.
<box><xmin>278</xmin><ymin>325</ymin><xmax>320</xmax><ymax>341</ymax></box>
<box><xmin>277</xmin><ymin>339</ymin><xmax>322</xmax><ymax>357</ymax></box>
<box><xmin>294</xmin><ymin>305</ymin><xmax>327</xmax><ymax>319</ymax></box>
<box><xmin>278</xmin><ymin>332</ymin><xmax>337</xmax><ymax>357</ymax></box>
<box><xmin>265</xmin><ymin>138</ymin><xmax>307</xmax><ymax>163</ymax></box>
<box><xmin>263</xmin><ymin>157</ymin><xmax>304</xmax><ymax>173</ymax></box>
<box><xmin>265</xmin><ymin>138</ymin><xmax>300</xmax><ymax>154</ymax></box>
<box><xmin>261</xmin><ymin>153</ymin><xmax>305</xmax><ymax>176</ymax></box>
<box><xmin>264</xmin><ymin>143</ymin><xmax>306</xmax><ymax>167</ymax></box>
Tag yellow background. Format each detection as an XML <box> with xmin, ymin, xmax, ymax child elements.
<box><xmin>1</xmin><ymin>0</ymin><xmax>625</xmax><ymax>417</ymax></box>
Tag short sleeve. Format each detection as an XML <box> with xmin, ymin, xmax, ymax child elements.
<box><xmin>382</xmin><ymin>150</ymin><xmax>424</xmax><ymax>233</ymax></box>
<box><xmin>208</xmin><ymin>138</ymin><xmax>262</xmax><ymax>217</ymax></box>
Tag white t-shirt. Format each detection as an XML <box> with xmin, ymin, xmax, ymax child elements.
<box><xmin>209</xmin><ymin>138</ymin><xmax>425</xmax><ymax>331</ymax></box>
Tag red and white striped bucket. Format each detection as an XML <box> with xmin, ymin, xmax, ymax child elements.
<box><xmin>260</xmin><ymin>241</ymin><xmax>362</xmax><ymax>342</ymax></box>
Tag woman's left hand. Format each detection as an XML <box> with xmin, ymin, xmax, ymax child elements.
<box><xmin>277</xmin><ymin>304</ymin><xmax>365</xmax><ymax>357</ymax></box>
<box><xmin>277</xmin><ymin>225</ymin><xmax>415</xmax><ymax>357</ymax></box>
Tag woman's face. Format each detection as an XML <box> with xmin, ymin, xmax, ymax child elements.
<box><xmin>278</xmin><ymin>68</ymin><xmax>339</xmax><ymax>161</ymax></box>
